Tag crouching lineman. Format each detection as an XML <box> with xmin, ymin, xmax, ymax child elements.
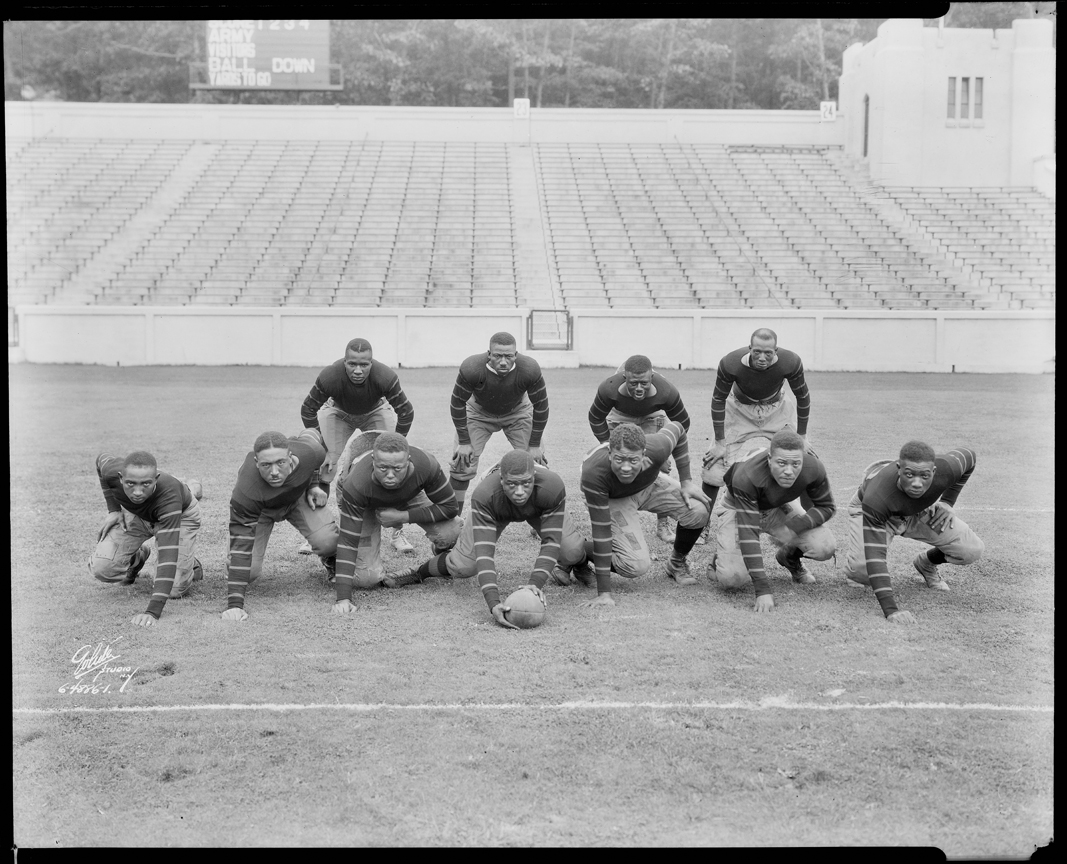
<box><xmin>385</xmin><ymin>449</ymin><xmax>593</xmax><ymax>628</ymax></box>
<box><xmin>581</xmin><ymin>421</ymin><xmax>711</xmax><ymax>607</ymax></box>
<box><xmin>708</xmin><ymin>430</ymin><xmax>836</xmax><ymax>612</ymax></box>
<box><xmin>90</xmin><ymin>451</ymin><xmax>203</xmax><ymax>627</ymax></box>
<box><xmin>331</xmin><ymin>431</ymin><xmax>463</xmax><ymax>614</ymax></box>
<box><xmin>841</xmin><ymin>442</ymin><xmax>983</xmax><ymax>625</ymax></box>
<box><xmin>224</xmin><ymin>429</ymin><xmax>338</xmax><ymax>621</ymax></box>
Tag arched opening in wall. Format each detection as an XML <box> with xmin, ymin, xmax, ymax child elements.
<box><xmin>863</xmin><ymin>94</ymin><xmax>870</xmax><ymax>158</ymax></box>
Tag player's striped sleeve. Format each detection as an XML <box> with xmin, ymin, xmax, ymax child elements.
<box><xmin>860</xmin><ymin>506</ymin><xmax>898</xmax><ymax>617</ymax></box>
<box><xmin>784</xmin><ymin>475</ymin><xmax>836</xmax><ymax>534</ymax></box>
<box><xmin>334</xmin><ymin>486</ymin><xmax>366</xmax><ymax>603</ymax></box>
<box><xmin>95</xmin><ymin>453</ymin><xmax>123</xmax><ymax>512</ymax></box>
<box><xmin>588</xmin><ymin>389</ymin><xmax>613</xmax><ymax>442</ymax></box>
<box><xmin>710</xmin><ymin>366</ymin><xmax>733</xmax><ymax>441</ymax></box>
<box><xmin>145</xmin><ymin>501</ymin><xmax>184</xmax><ymax>619</ymax></box>
<box><xmin>733</xmin><ymin>490</ymin><xmax>773</xmax><ymax>597</ymax></box>
<box><xmin>450</xmin><ymin>374</ymin><xmax>475</xmax><ymax>444</ymax></box>
<box><xmin>471</xmin><ymin>500</ymin><xmax>503</xmax><ymax>610</ymax></box>
<box><xmin>939</xmin><ymin>448</ymin><xmax>977</xmax><ymax>507</ymax></box>
<box><xmin>787</xmin><ymin>362</ymin><xmax>811</xmax><ymax>436</ymax></box>
<box><xmin>581</xmin><ymin>485</ymin><xmax>614</xmax><ymax>594</ymax></box>
<box><xmin>527</xmin><ymin>373</ymin><xmax>550</xmax><ymax>447</ymax></box>
<box><xmin>226</xmin><ymin>503</ymin><xmax>258</xmax><ymax>610</ymax></box>
<box><xmin>529</xmin><ymin>495</ymin><xmax>566</xmax><ymax>590</ymax></box>
<box><xmin>408</xmin><ymin>464</ymin><xmax>459</xmax><ymax>524</ymax></box>
<box><xmin>663</xmin><ymin>388</ymin><xmax>691</xmax><ymax>431</ymax></box>
<box><xmin>300</xmin><ymin>378</ymin><xmax>330</xmax><ymax>428</ymax></box>
<box><xmin>662</xmin><ymin>421</ymin><xmax>692</xmax><ymax>482</ymax></box>
<box><xmin>385</xmin><ymin>378</ymin><xmax>415</xmax><ymax>437</ymax></box>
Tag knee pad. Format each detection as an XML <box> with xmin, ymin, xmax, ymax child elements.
<box><xmin>677</xmin><ymin>502</ymin><xmax>710</xmax><ymax>530</ymax></box>
<box><xmin>614</xmin><ymin>557</ymin><xmax>650</xmax><ymax>579</ymax></box>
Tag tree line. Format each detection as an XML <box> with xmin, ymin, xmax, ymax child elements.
<box><xmin>4</xmin><ymin>9</ymin><xmax>1054</xmax><ymax>109</ymax></box>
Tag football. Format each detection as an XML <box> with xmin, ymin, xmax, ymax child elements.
<box><xmin>503</xmin><ymin>587</ymin><xmax>547</xmax><ymax>629</ymax></box>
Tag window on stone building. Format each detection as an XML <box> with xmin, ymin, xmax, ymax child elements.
<box><xmin>947</xmin><ymin>77</ymin><xmax>956</xmax><ymax>119</ymax></box>
<box><xmin>961</xmin><ymin>77</ymin><xmax>970</xmax><ymax>120</ymax></box>
<box><xmin>974</xmin><ymin>78</ymin><xmax>983</xmax><ymax>120</ymax></box>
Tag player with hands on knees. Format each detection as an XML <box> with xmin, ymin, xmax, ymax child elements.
<box><xmin>89</xmin><ymin>451</ymin><xmax>203</xmax><ymax>627</ymax></box>
<box><xmin>386</xmin><ymin>449</ymin><xmax>591</xmax><ymax>630</ymax></box>
<box><xmin>707</xmin><ymin>430</ymin><xmax>836</xmax><ymax>612</ymax></box>
<box><xmin>841</xmin><ymin>441</ymin><xmax>983</xmax><ymax>625</ymax></box>
<box><xmin>224</xmin><ymin>429</ymin><xmax>338</xmax><ymax>621</ymax></box>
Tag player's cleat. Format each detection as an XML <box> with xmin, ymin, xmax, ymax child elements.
<box><xmin>321</xmin><ymin>555</ymin><xmax>336</xmax><ymax>585</ymax></box>
<box><xmin>913</xmin><ymin>553</ymin><xmax>950</xmax><ymax>591</ymax></box>
<box><xmin>297</xmin><ymin>540</ymin><xmax>314</xmax><ymax>555</ymax></box>
<box><xmin>122</xmin><ymin>546</ymin><xmax>151</xmax><ymax>585</ymax></box>
<box><xmin>656</xmin><ymin>519</ymin><xmax>676</xmax><ymax>544</ymax></box>
<box><xmin>387</xmin><ymin>528</ymin><xmax>415</xmax><ymax>554</ymax></box>
<box><xmin>776</xmin><ymin>548</ymin><xmax>815</xmax><ymax>584</ymax></box>
<box><xmin>571</xmin><ymin>559</ymin><xmax>596</xmax><ymax>588</ymax></box>
<box><xmin>192</xmin><ymin>558</ymin><xmax>204</xmax><ymax>582</ymax></box>
<box><xmin>550</xmin><ymin>564</ymin><xmax>576</xmax><ymax>586</ymax></box>
<box><xmin>383</xmin><ymin>567</ymin><xmax>423</xmax><ymax>589</ymax></box>
<box><xmin>665</xmin><ymin>555</ymin><xmax>697</xmax><ymax>586</ymax></box>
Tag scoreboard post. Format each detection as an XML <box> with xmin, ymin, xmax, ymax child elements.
<box><xmin>190</xmin><ymin>19</ymin><xmax>343</xmax><ymax>91</ymax></box>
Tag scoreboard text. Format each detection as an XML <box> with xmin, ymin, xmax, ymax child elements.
<box><xmin>200</xmin><ymin>19</ymin><xmax>336</xmax><ymax>90</ymax></box>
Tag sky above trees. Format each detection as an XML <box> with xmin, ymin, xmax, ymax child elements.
<box><xmin>4</xmin><ymin>9</ymin><xmax>1055</xmax><ymax>108</ymax></box>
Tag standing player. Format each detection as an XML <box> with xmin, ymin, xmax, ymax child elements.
<box><xmin>708</xmin><ymin>430</ymin><xmax>836</xmax><ymax>612</ymax></box>
<box><xmin>841</xmin><ymin>442</ymin><xmax>983</xmax><ymax>625</ymax></box>
<box><xmin>588</xmin><ymin>354</ymin><xmax>692</xmax><ymax>543</ymax></box>
<box><xmin>89</xmin><ymin>451</ymin><xmax>203</xmax><ymax>627</ymax></box>
<box><xmin>223</xmin><ymin>429</ymin><xmax>338</xmax><ymax>621</ymax></box>
<box><xmin>300</xmin><ymin>337</ymin><xmax>415</xmax><ymax>552</ymax></box>
<box><xmin>581</xmin><ymin>421</ymin><xmax>711</xmax><ymax>606</ymax></box>
<box><xmin>331</xmin><ymin>432</ymin><xmax>463</xmax><ymax>614</ymax></box>
<box><xmin>702</xmin><ymin>329</ymin><xmax>812</xmax><ymax>513</ymax></box>
<box><xmin>449</xmin><ymin>332</ymin><xmax>549</xmax><ymax>515</ymax></box>
<box><xmin>386</xmin><ymin>450</ymin><xmax>593</xmax><ymax>628</ymax></box>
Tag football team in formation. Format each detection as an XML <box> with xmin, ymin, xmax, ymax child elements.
<box><xmin>91</xmin><ymin>328</ymin><xmax>983</xmax><ymax>630</ymax></box>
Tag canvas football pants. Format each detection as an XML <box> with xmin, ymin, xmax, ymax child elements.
<box><xmin>445</xmin><ymin>509</ymin><xmax>587</xmax><ymax>578</ymax></box>
<box><xmin>449</xmin><ymin>396</ymin><xmax>536</xmax><ymax>485</ymax></box>
<box><xmin>318</xmin><ymin>398</ymin><xmax>397</xmax><ymax>484</ymax></box>
<box><xmin>702</xmin><ymin>388</ymin><xmax>799</xmax><ymax>488</ymax></box>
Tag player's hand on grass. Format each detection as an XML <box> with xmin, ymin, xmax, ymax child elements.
<box><xmin>130</xmin><ymin>613</ymin><xmax>156</xmax><ymax>627</ymax></box>
<box><xmin>452</xmin><ymin>443</ymin><xmax>474</xmax><ymax>469</ymax></box>
<box><xmin>332</xmin><ymin>599</ymin><xmax>357</xmax><ymax>615</ymax></box>
<box><xmin>925</xmin><ymin>502</ymin><xmax>955</xmax><ymax>534</ymax></box>
<box><xmin>754</xmin><ymin>594</ymin><xmax>775</xmax><ymax>613</ymax></box>
<box><xmin>376</xmin><ymin>507</ymin><xmax>406</xmax><ymax>528</ymax></box>
<box><xmin>98</xmin><ymin>511</ymin><xmax>122</xmax><ymax>541</ymax></box>
<box><xmin>528</xmin><ymin>445</ymin><xmax>547</xmax><ymax>466</ymax></box>
<box><xmin>306</xmin><ymin>486</ymin><xmax>328</xmax><ymax>510</ymax></box>
<box><xmin>221</xmin><ymin>607</ymin><xmax>249</xmax><ymax>622</ymax></box>
<box><xmin>491</xmin><ymin>604</ymin><xmax>520</xmax><ymax>629</ymax></box>
<box><xmin>585</xmin><ymin>592</ymin><xmax>616</xmax><ymax>608</ymax></box>
<box><xmin>887</xmin><ymin>610</ymin><xmax>917</xmax><ymax>625</ymax></box>
<box><xmin>680</xmin><ymin>479</ymin><xmax>712</xmax><ymax>509</ymax></box>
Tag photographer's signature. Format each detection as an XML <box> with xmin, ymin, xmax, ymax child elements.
<box><xmin>59</xmin><ymin>636</ymin><xmax>139</xmax><ymax>695</ymax></box>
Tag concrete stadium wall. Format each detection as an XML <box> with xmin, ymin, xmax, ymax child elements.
<box><xmin>13</xmin><ymin>307</ymin><xmax>1054</xmax><ymax>374</ymax></box>
<box><xmin>4</xmin><ymin>101</ymin><xmax>844</xmax><ymax>147</ymax></box>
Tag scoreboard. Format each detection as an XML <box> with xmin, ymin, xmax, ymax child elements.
<box><xmin>191</xmin><ymin>19</ymin><xmax>342</xmax><ymax>91</ymax></box>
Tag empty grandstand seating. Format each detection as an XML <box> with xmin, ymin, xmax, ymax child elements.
<box><xmin>6</xmin><ymin>136</ymin><xmax>1055</xmax><ymax>311</ymax></box>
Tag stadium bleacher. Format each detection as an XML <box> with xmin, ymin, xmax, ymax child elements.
<box><xmin>6</xmin><ymin>137</ymin><xmax>1055</xmax><ymax>311</ymax></box>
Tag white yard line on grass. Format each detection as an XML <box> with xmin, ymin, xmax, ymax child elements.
<box><xmin>13</xmin><ymin>699</ymin><xmax>1053</xmax><ymax>716</ymax></box>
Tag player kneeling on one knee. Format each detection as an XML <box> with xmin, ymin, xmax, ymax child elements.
<box><xmin>331</xmin><ymin>432</ymin><xmax>463</xmax><ymax>615</ymax></box>
<box><xmin>580</xmin><ymin>421</ymin><xmax>712</xmax><ymax>607</ymax></box>
<box><xmin>386</xmin><ymin>450</ymin><xmax>591</xmax><ymax>629</ymax></box>
<box><xmin>224</xmin><ymin>429</ymin><xmax>339</xmax><ymax>621</ymax></box>
<box><xmin>90</xmin><ymin>450</ymin><xmax>203</xmax><ymax>628</ymax></box>
<box><xmin>840</xmin><ymin>442</ymin><xmax>983</xmax><ymax>626</ymax></box>
<box><xmin>709</xmin><ymin>430</ymin><xmax>836</xmax><ymax>613</ymax></box>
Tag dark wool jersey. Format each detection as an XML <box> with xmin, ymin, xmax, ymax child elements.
<box><xmin>857</xmin><ymin>448</ymin><xmax>977</xmax><ymax>617</ymax></box>
<box><xmin>711</xmin><ymin>347</ymin><xmax>811</xmax><ymax>439</ymax></box>
<box><xmin>97</xmin><ymin>454</ymin><xmax>193</xmax><ymax>620</ymax></box>
<box><xmin>300</xmin><ymin>357</ymin><xmax>414</xmax><ymax>436</ymax></box>
<box><xmin>227</xmin><ymin>429</ymin><xmax>327</xmax><ymax>609</ymax></box>
<box><xmin>588</xmin><ymin>371</ymin><xmax>690</xmax><ymax>442</ymax></box>
<box><xmin>450</xmin><ymin>353</ymin><xmax>549</xmax><ymax>446</ymax></box>
<box><xmin>469</xmin><ymin>464</ymin><xmax>568</xmax><ymax>610</ymax></box>
<box><xmin>724</xmin><ymin>450</ymin><xmax>836</xmax><ymax>598</ymax></box>
<box><xmin>580</xmin><ymin>420</ymin><xmax>692</xmax><ymax>592</ymax></box>
<box><xmin>335</xmin><ymin>446</ymin><xmax>458</xmax><ymax>601</ymax></box>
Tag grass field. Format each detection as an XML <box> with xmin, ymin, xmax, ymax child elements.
<box><xmin>10</xmin><ymin>363</ymin><xmax>1054</xmax><ymax>852</ymax></box>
